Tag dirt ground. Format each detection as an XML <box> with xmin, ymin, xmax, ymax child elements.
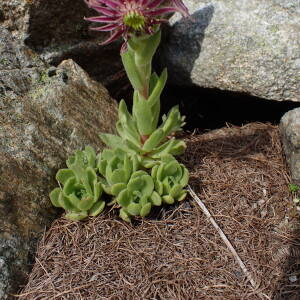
<box><xmin>18</xmin><ymin>123</ymin><xmax>300</xmax><ymax>300</ymax></box>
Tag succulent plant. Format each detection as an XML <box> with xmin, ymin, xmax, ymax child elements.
<box><xmin>49</xmin><ymin>146</ymin><xmax>105</xmax><ymax>221</ymax></box>
<box><xmin>116</xmin><ymin>170</ymin><xmax>162</xmax><ymax>222</ymax></box>
<box><xmin>97</xmin><ymin>148</ymin><xmax>139</xmax><ymax>196</ymax></box>
<box><xmin>84</xmin><ymin>0</ymin><xmax>189</xmax><ymax>49</ymax></box>
<box><xmin>151</xmin><ymin>155</ymin><xmax>189</xmax><ymax>204</ymax></box>
<box><xmin>100</xmin><ymin>99</ymin><xmax>186</xmax><ymax>168</ymax></box>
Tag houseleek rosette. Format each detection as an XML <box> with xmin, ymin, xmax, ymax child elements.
<box><xmin>97</xmin><ymin>148</ymin><xmax>139</xmax><ymax>196</ymax></box>
<box><xmin>151</xmin><ymin>155</ymin><xmax>189</xmax><ymax>204</ymax></box>
<box><xmin>50</xmin><ymin>146</ymin><xmax>105</xmax><ymax>221</ymax></box>
<box><xmin>116</xmin><ymin>170</ymin><xmax>162</xmax><ymax>221</ymax></box>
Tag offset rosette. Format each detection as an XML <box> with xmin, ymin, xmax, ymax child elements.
<box><xmin>49</xmin><ymin>146</ymin><xmax>105</xmax><ymax>221</ymax></box>
<box><xmin>116</xmin><ymin>171</ymin><xmax>162</xmax><ymax>222</ymax></box>
<box><xmin>97</xmin><ymin>148</ymin><xmax>139</xmax><ymax>196</ymax></box>
<box><xmin>151</xmin><ymin>155</ymin><xmax>189</xmax><ymax>204</ymax></box>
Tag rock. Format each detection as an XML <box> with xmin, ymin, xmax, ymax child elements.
<box><xmin>0</xmin><ymin>27</ymin><xmax>47</xmax><ymax>98</ymax></box>
<box><xmin>0</xmin><ymin>0</ymin><xmax>123</xmax><ymax>84</ymax></box>
<box><xmin>280</xmin><ymin>108</ymin><xmax>300</xmax><ymax>186</ymax></box>
<box><xmin>0</xmin><ymin>59</ymin><xmax>118</xmax><ymax>299</ymax></box>
<box><xmin>160</xmin><ymin>0</ymin><xmax>300</xmax><ymax>102</ymax></box>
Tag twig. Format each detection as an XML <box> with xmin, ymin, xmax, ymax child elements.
<box><xmin>187</xmin><ymin>185</ymin><xmax>257</xmax><ymax>289</ymax></box>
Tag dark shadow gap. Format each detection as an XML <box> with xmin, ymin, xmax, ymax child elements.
<box><xmin>160</xmin><ymin>84</ymin><xmax>300</xmax><ymax>131</ymax></box>
<box><xmin>109</xmin><ymin>83</ymin><xmax>300</xmax><ymax>132</ymax></box>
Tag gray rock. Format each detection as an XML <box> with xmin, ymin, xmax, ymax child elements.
<box><xmin>280</xmin><ymin>108</ymin><xmax>300</xmax><ymax>186</ymax></box>
<box><xmin>0</xmin><ymin>0</ymin><xmax>122</xmax><ymax>84</ymax></box>
<box><xmin>0</xmin><ymin>59</ymin><xmax>118</xmax><ymax>299</ymax></box>
<box><xmin>160</xmin><ymin>0</ymin><xmax>300</xmax><ymax>102</ymax></box>
<box><xmin>0</xmin><ymin>27</ymin><xmax>47</xmax><ymax>99</ymax></box>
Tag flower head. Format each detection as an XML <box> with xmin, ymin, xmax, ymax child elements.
<box><xmin>84</xmin><ymin>0</ymin><xmax>189</xmax><ymax>46</ymax></box>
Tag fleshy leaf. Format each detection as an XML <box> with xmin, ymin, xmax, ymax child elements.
<box><xmin>56</xmin><ymin>169</ymin><xmax>74</xmax><ymax>185</ymax></box>
<box><xmin>120</xmin><ymin>208</ymin><xmax>131</xmax><ymax>222</ymax></box>
<box><xmin>111</xmin><ymin>183</ymin><xmax>127</xmax><ymax>196</ymax></box>
<box><xmin>89</xmin><ymin>201</ymin><xmax>105</xmax><ymax>216</ymax></box>
<box><xmin>127</xmin><ymin>202</ymin><xmax>142</xmax><ymax>216</ymax></box>
<box><xmin>49</xmin><ymin>188</ymin><xmax>62</xmax><ymax>207</ymax></box>
<box><xmin>65</xmin><ymin>211</ymin><xmax>88</xmax><ymax>221</ymax></box>
<box><xmin>140</xmin><ymin>203</ymin><xmax>152</xmax><ymax>217</ymax></box>
<box><xmin>150</xmin><ymin>191</ymin><xmax>162</xmax><ymax>206</ymax></box>
<box><xmin>142</xmin><ymin>128</ymin><xmax>165</xmax><ymax>152</ymax></box>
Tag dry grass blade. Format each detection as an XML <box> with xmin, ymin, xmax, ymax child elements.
<box><xmin>187</xmin><ymin>185</ymin><xmax>257</xmax><ymax>289</ymax></box>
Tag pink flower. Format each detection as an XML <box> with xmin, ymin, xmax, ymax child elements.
<box><xmin>84</xmin><ymin>0</ymin><xmax>189</xmax><ymax>46</ymax></box>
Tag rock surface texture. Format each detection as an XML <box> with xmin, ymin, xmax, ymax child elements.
<box><xmin>0</xmin><ymin>59</ymin><xmax>118</xmax><ymax>299</ymax></box>
<box><xmin>160</xmin><ymin>0</ymin><xmax>300</xmax><ymax>102</ymax></box>
<box><xmin>280</xmin><ymin>108</ymin><xmax>300</xmax><ymax>186</ymax></box>
<box><xmin>0</xmin><ymin>0</ymin><xmax>122</xmax><ymax>83</ymax></box>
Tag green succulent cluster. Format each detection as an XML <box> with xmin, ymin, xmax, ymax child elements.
<box><xmin>50</xmin><ymin>146</ymin><xmax>105</xmax><ymax>221</ymax></box>
<box><xmin>50</xmin><ymin>29</ymin><xmax>190</xmax><ymax>222</ymax></box>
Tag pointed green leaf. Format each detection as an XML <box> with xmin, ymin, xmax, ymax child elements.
<box><xmin>120</xmin><ymin>208</ymin><xmax>131</xmax><ymax>222</ymax></box>
<box><xmin>150</xmin><ymin>191</ymin><xmax>162</xmax><ymax>206</ymax></box>
<box><xmin>89</xmin><ymin>201</ymin><xmax>105</xmax><ymax>216</ymax></box>
<box><xmin>117</xmin><ymin>189</ymin><xmax>130</xmax><ymax>207</ymax></box>
<box><xmin>56</xmin><ymin>169</ymin><xmax>74</xmax><ymax>185</ymax></box>
<box><xmin>49</xmin><ymin>188</ymin><xmax>62</xmax><ymax>207</ymax></box>
<box><xmin>121</xmin><ymin>50</ymin><xmax>144</xmax><ymax>92</ymax></box>
<box><xmin>135</xmin><ymin>97</ymin><xmax>155</xmax><ymax>135</ymax></box>
<box><xmin>149</xmin><ymin>72</ymin><xmax>159</xmax><ymax>95</ymax></box>
<box><xmin>164</xmin><ymin>161</ymin><xmax>178</xmax><ymax>177</ymax></box>
<box><xmin>86</xmin><ymin>167</ymin><xmax>97</xmax><ymax>187</ymax></box>
<box><xmin>131</xmin><ymin>170</ymin><xmax>149</xmax><ymax>179</ymax></box>
<box><xmin>118</xmin><ymin>100</ymin><xmax>140</xmax><ymax>142</ymax></box>
<box><xmin>58</xmin><ymin>193</ymin><xmax>76</xmax><ymax>211</ymax></box>
<box><xmin>77</xmin><ymin>195</ymin><xmax>95</xmax><ymax>211</ymax></box>
<box><xmin>127</xmin><ymin>202</ymin><xmax>142</xmax><ymax>216</ymax></box>
<box><xmin>124</xmin><ymin>138</ymin><xmax>142</xmax><ymax>154</ymax></box>
<box><xmin>141</xmin><ymin>157</ymin><xmax>157</xmax><ymax>168</ymax></box>
<box><xmin>140</xmin><ymin>203</ymin><xmax>152</xmax><ymax>217</ymax></box>
<box><xmin>140</xmin><ymin>175</ymin><xmax>154</xmax><ymax>196</ymax></box>
<box><xmin>140</xmin><ymin>195</ymin><xmax>149</xmax><ymax>207</ymax></box>
<box><xmin>123</xmin><ymin>155</ymin><xmax>132</xmax><ymax>181</ymax></box>
<box><xmin>155</xmin><ymin>180</ymin><xmax>164</xmax><ymax>195</ymax></box>
<box><xmin>170</xmin><ymin>184</ymin><xmax>183</xmax><ymax>198</ymax></box>
<box><xmin>142</xmin><ymin>128</ymin><xmax>165</xmax><ymax>152</ymax></box>
<box><xmin>84</xmin><ymin>146</ymin><xmax>96</xmax><ymax>167</ymax></box>
<box><xmin>147</xmin><ymin>68</ymin><xmax>167</xmax><ymax>108</ymax></box>
<box><xmin>151</xmin><ymin>165</ymin><xmax>159</xmax><ymax>179</ymax></box>
<box><xmin>132</xmin><ymin>30</ymin><xmax>161</xmax><ymax>63</ymax></box>
<box><xmin>99</xmin><ymin>133</ymin><xmax>129</xmax><ymax>152</ymax></box>
<box><xmin>169</xmin><ymin>140</ymin><xmax>187</xmax><ymax>156</ymax></box>
<box><xmin>111</xmin><ymin>183</ymin><xmax>127</xmax><ymax>196</ymax></box>
<box><xmin>181</xmin><ymin>166</ymin><xmax>189</xmax><ymax>187</ymax></box>
<box><xmin>63</xmin><ymin>177</ymin><xmax>77</xmax><ymax>195</ymax></box>
<box><xmin>110</xmin><ymin>169</ymin><xmax>127</xmax><ymax>184</ymax></box>
<box><xmin>177</xmin><ymin>190</ymin><xmax>187</xmax><ymax>202</ymax></box>
<box><xmin>65</xmin><ymin>211</ymin><xmax>88</xmax><ymax>221</ymax></box>
<box><xmin>162</xmin><ymin>195</ymin><xmax>175</xmax><ymax>204</ymax></box>
<box><xmin>127</xmin><ymin>177</ymin><xmax>144</xmax><ymax>192</ymax></box>
<box><xmin>98</xmin><ymin>160</ymin><xmax>107</xmax><ymax>177</ymax></box>
<box><xmin>93</xmin><ymin>182</ymin><xmax>102</xmax><ymax>200</ymax></box>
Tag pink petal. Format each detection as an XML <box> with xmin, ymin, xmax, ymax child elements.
<box><xmin>90</xmin><ymin>23</ymin><xmax>121</xmax><ymax>31</ymax></box>
<box><xmin>84</xmin><ymin>16</ymin><xmax>118</xmax><ymax>23</ymax></box>
<box><xmin>100</xmin><ymin>29</ymin><xmax>125</xmax><ymax>45</ymax></box>
<box><xmin>145</xmin><ymin>7</ymin><xmax>179</xmax><ymax>16</ymax></box>
<box><xmin>95</xmin><ymin>0</ymin><xmax>120</xmax><ymax>10</ymax></box>
<box><xmin>92</xmin><ymin>6</ymin><xmax>120</xmax><ymax>17</ymax></box>
<box><xmin>172</xmin><ymin>0</ymin><xmax>189</xmax><ymax>17</ymax></box>
<box><xmin>147</xmin><ymin>0</ymin><xmax>165</xmax><ymax>9</ymax></box>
